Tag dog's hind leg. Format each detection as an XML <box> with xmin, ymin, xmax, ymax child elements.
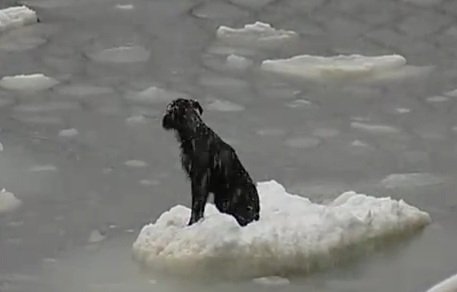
<box><xmin>188</xmin><ymin>173</ymin><xmax>210</xmax><ymax>225</ymax></box>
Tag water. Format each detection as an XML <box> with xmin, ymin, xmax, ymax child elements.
<box><xmin>1</xmin><ymin>0</ymin><xmax>457</xmax><ymax>291</ymax></box>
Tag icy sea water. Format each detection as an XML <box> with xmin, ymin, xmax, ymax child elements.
<box><xmin>1</xmin><ymin>0</ymin><xmax>457</xmax><ymax>291</ymax></box>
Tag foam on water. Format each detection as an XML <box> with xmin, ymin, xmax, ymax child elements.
<box><xmin>0</xmin><ymin>74</ymin><xmax>59</xmax><ymax>91</ymax></box>
<box><xmin>260</xmin><ymin>54</ymin><xmax>428</xmax><ymax>81</ymax></box>
<box><xmin>217</xmin><ymin>21</ymin><xmax>298</xmax><ymax>48</ymax></box>
<box><xmin>132</xmin><ymin>180</ymin><xmax>431</xmax><ymax>279</ymax></box>
<box><xmin>0</xmin><ymin>6</ymin><xmax>38</xmax><ymax>33</ymax></box>
<box><xmin>0</xmin><ymin>189</ymin><xmax>22</xmax><ymax>214</ymax></box>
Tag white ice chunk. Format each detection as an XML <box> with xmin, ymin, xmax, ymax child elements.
<box><xmin>444</xmin><ymin>89</ymin><xmax>457</xmax><ymax>97</ymax></box>
<box><xmin>126</xmin><ymin>115</ymin><xmax>148</xmax><ymax>125</ymax></box>
<box><xmin>88</xmin><ymin>230</ymin><xmax>106</xmax><ymax>243</ymax></box>
<box><xmin>217</xmin><ymin>21</ymin><xmax>298</xmax><ymax>47</ymax></box>
<box><xmin>225</xmin><ymin>54</ymin><xmax>253</xmax><ymax>70</ymax></box>
<box><xmin>261</xmin><ymin>54</ymin><xmax>416</xmax><ymax>81</ymax></box>
<box><xmin>253</xmin><ymin>276</ymin><xmax>290</xmax><ymax>286</ymax></box>
<box><xmin>132</xmin><ymin>180</ymin><xmax>430</xmax><ymax>278</ymax></box>
<box><xmin>89</xmin><ymin>46</ymin><xmax>150</xmax><ymax>63</ymax></box>
<box><xmin>115</xmin><ymin>4</ymin><xmax>134</xmax><ymax>10</ymax></box>
<box><xmin>124</xmin><ymin>160</ymin><xmax>148</xmax><ymax>168</ymax></box>
<box><xmin>394</xmin><ymin>107</ymin><xmax>411</xmax><ymax>114</ymax></box>
<box><xmin>381</xmin><ymin>173</ymin><xmax>445</xmax><ymax>189</ymax></box>
<box><xmin>426</xmin><ymin>96</ymin><xmax>449</xmax><ymax>103</ymax></box>
<box><xmin>0</xmin><ymin>6</ymin><xmax>38</xmax><ymax>33</ymax></box>
<box><xmin>0</xmin><ymin>74</ymin><xmax>58</xmax><ymax>91</ymax></box>
<box><xmin>427</xmin><ymin>272</ymin><xmax>457</xmax><ymax>292</ymax></box>
<box><xmin>58</xmin><ymin>128</ymin><xmax>79</xmax><ymax>138</ymax></box>
<box><xmin>0</xmin><ymin>142</ymin><xmax>3</xmax><ymax>151</ymax></box>
<box><xmin>351</xmin><ymin>122</ymin><xmax>401</xmax><ymax>134</ymax></box>
<box><xmin>285</xmin><ymin>99</ymin><xmax>312</xmax><ymax>108</ymax></box>
<box><xmin>0</xmin><ymin>189</ymin><xmax>22</xmax><ymax>214</ymax></box>
<box><xmin>206</xmin><ymin>99</ymin><xmax>245</xmax><ymax>112</ymax></box>
<box><xmin>125</xmin><ymin>86</ymin><xmax>188</xmax><ymax>104</ymax></box>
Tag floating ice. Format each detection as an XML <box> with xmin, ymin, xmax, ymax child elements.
<box><xmin>426</xmin><ymin>96</ymin><xmax>449</xmax><ymax>103</ymax></box>
<box><xmin>256</xmin><ymin>128</ymin><xmax>286</xmax><ymax>137</ymax></box>
<box><xmin>444</xmin><ymin>89</ymin><xmax>457</xmax><ymax>97</ymax></box>
<box><xmin>229</xmin><ymin>0</ymin><xmax>275</xmax><ymax>8</ymax></box>
<box><xmin>0</xmin><ymin>6</ymin><xmax>38</xmax><ymax>33</ymax></box>
<box><xmin>285</xmin><ymin>136</ymin><xmax>321</xmax><ymax>149</ymax></box>
<box><xmin>126</xmin><ymin>115</ymin><xmax>148</xmax><ymax>125</ymax></box>
<box><xmin>285</xmin><ymin>99</ymin><xmax>312</xmax><ymax>108</ymax></box>
<box><xmin>192</xmin><ymin>2</ymin><xmax>249</xmax><ymax>20</ymax></box>
<box><xmin>88</xmin><ymin>230</ymin><xmax>106</xmax><ymax>243</ymax></box>
<box><xmin>381</xmin><ymin>173</ymin><xmax>445</xmax><ymax>189</ymax></box>
<box><xmin>427</xmin><ymin>272</ymin><xmax>457</xmax><ymax>292</ymax></box>
<box><xmin>261</xmin><ymin>54</ymin><xmax>420</xmax><ymax>81</ymax></box>
<box><xmin>0</xmin><ymin>189</ymin><xmax>22</xmax><ymax>214</ymax></box>
<box><xmin>132</xmin><ymin>180</ymin><xmax>430</xmax><ymax>278</ymax></box>
<box><xmin>217</xmin><ymin>21</ymin><xmax>298</xmax><ymax>47</ymax></box>
<box><xmin>58</xmin><ymin>128</ymin><xmax>79</xmax><ymax>138</ymax></box>
<box><xmin>125</xmin><ymin>86</ymin><xmax>188</xmax><ymax>104</ymax></box>
<box><xmin>139</xmin><ymin>179</ymin><xmax>160</xmax><ymax>186</ymax></box>
<box><xmin>394</xmin><ymin>107</ymin><xmax>411</xmax><ymax>114</ymax></box>
<box><xmin>124</xmin><ymin>160</ymin><xmax>148</xmax><ymax>168</ymax></box>
<box><xmin>0</xmin><ymin>74</ymin><xmax>58</xmax><ymax>91</ymax></box>
<box><xmin>89</xmin><ymin>46</ymin><xmax>150</xmax><ymax>63</ymax></box>
<box><xmin>351</xmin><ymin>122</ymin><xmax>401</xmax><ymax>134</ymax></box>
<box><xmin>206</xmin><ymin>99</ymin><xmax>245</xmax><ymax>112</ymax></box>
<box><xmin>253</xmin><ymin>276</ymin><xmax>290</xmax><ymax>286</ymax></box>
<box><xmin>225</xmin><ymin>54</ymin><xmax>253</xmax><ymax>70</ymax></box>
<box><xmin>115</xmin><ymin>4</ymin><xmax>134</xmax><ymax>10</ymax></box>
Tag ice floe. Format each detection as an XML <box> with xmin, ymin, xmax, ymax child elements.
<box><xmin>0</xmin><ymin>74</ymin><xmax>59</xmax><ymax>91</ymax></box>
<box><xmin>261</xmin><ymin>54</ymin><xmax>430</xmax><ymax>82</ymax></box>
<box><xmin>0</xmin><ymin>189</ymin><xmax>22</xmax><ymax>214</ymax></box>
<box><xmin>381</xmin><ymin>173</ymin><xmax>445</xmax><ymax>189</ymax></box>
<box><xmin>216</xmin><ymin>21</ymin><xmax>298</xmax><ymax>48</ymax></box>
<box><xmin>132</xmin><ymin>180</ymin><xmax>431</xmax><ymax>278</ymax></box>
<box><xmin>0</xmin><ymin>6</ymin><xmax>38</xmax><ymax>33</ymax></box>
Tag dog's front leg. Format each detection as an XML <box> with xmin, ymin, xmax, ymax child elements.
<box><xmin>188</xmin><ymin>173</ymin><xmax>209</xmax><ymax>226</ymax></box>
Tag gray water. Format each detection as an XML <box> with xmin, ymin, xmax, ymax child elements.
<box><xmin>1</xmin><ymin>0</ymin><xmax>457</xmax><ymax>291</ymax></box>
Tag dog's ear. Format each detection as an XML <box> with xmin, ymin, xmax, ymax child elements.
<box><xmin>191</xmin><ymin>99</ymin><xmax>203</xmax><ymax>115</ymax></box>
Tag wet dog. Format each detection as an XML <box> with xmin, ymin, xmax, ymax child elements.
<box><xmin>162</xmin><ymin>98</ymin><xmax>260</xmax><ymax>226</ymax></box>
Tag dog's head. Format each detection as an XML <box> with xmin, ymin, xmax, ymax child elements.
<box><xmin>162</xmin><ymin>98</ymin><xmax>203</xmax><ymax>131</ymax></box>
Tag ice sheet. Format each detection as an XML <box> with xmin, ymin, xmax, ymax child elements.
<box><xmin>0</xmin><ymin>6</ymin><xmax>38</xmax><ymax>33</ymax></box>
<box><xmin>132</xmin><ymin>180</ymin><xmax>431</xmax><ymax>279</ymax></box>
<box><xmin>216</xmin><ymin>21</ymin><xmax>298</xmax><ymax>47</ymax></box>
<box><xmin>0</xmin><ymin>74</ymin><xmax>58</xmax><ymax>91</ymax></box>
<box><xmin>260</xmin><ymin>54</ymin><xmax>428</xmax><ymax>81</ymax></box>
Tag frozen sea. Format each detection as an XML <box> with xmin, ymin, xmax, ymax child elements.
<box><xmin>1</xmin><ymin>0</ymin><xmax>457</xmax><ymax>291</ymax></box>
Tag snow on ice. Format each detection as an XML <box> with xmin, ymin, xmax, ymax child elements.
<box><xmin>132</xmin><ymin>180</ymin><xmax>431</xmax><ymax>278</ymax></box>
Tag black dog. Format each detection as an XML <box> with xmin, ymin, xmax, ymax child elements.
<box><xmin>162</xmin><ymin>98</ymin><xmax>260</xmax><ymax>226</ymax></box>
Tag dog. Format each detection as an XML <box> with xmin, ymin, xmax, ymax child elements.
<box><xmin>162</xmin><ymin>98</ymin><xmax>260</xmax><ymax>227</ymax></box>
